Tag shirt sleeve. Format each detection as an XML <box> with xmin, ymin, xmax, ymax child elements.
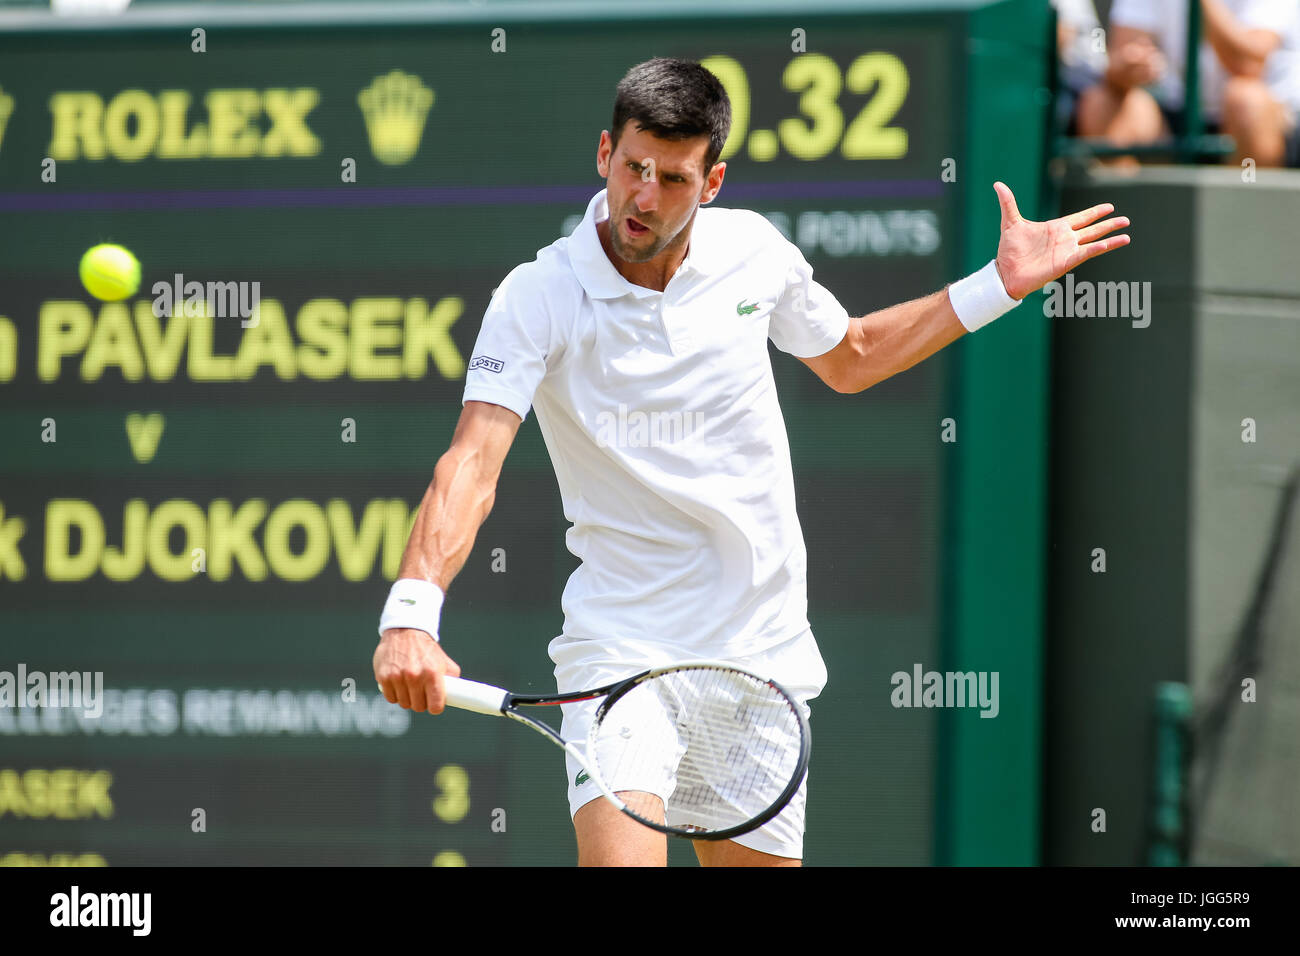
<box><xmin>766</xmin><ymin>238</ymin><xmax>851</xmax><ymax>359</ymax></box>
<box><xmin>461</xmin><ymin>264</ymin><xmax>554</xmax><ymax>422</ymax></box>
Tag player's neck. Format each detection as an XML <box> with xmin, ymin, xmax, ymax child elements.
<box><xmin>595</xmin><ymin>217</ymin><xmax>688</xmax><ymax>293</ymax></box>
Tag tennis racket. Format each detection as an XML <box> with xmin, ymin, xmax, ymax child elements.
<box><xmin>443</xmin><ymin>661</ymin><xmax>810</xmax><ymax>840</ymax></box>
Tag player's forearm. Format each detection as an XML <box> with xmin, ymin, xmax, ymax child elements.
<box><xmin>395</xmin><ymin>448</ymin><xmax>499</xmax><ymax>590</ymax></box>
<box><xmin>1200</xmin><ymin>0</ymin><xmax>1274</xmax><ymax>77</ymax></box>
<box><xmin>840</xmin><ymin>289</ymin><xmax>966</xmax><ymax>394</ymax></box>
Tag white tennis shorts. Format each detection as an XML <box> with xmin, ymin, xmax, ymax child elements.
<box><xmin>555</xmin><ymin>627</ymin><xmax>828</xmax><ymax>860</ymax></box>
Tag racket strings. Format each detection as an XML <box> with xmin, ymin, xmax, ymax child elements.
<box><xmin>590</xmin><ymin>666</ymin><xmax>803</xmax><ymax>834</ymax></box>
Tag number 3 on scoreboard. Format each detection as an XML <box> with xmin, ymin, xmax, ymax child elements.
<box><xmin>431</xmin><ymin>764</ymin><xmax>469</xmax><ymax>823</ymax></box>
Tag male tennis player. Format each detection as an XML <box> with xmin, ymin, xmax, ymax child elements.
<box><xmin>372</xmin><ymin>58</ymin><xmax>1130</xmax><ymax>866</ymax></box>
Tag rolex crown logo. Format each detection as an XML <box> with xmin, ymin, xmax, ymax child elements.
<box><xmin>357</xmin><ymin>70</ymin><xmax>434</xmax><ymax>166</ymax></box>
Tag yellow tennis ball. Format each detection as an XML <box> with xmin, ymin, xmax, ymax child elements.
<box><xmin>79</xmin><ymin>243</ymin><xmax>141</xmax><ymax>301</ymax></box>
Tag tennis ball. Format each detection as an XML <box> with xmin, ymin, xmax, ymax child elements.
<box><xmin>79</xmin><ymin>243</ymin><xmax>141</xmax><ymax>301</ymax></box>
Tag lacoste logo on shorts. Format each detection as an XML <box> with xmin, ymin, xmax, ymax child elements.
<box><xmin>468</xmin><ymin>355</ymin><xmax>505</xmax><ymax>373</ymax></box>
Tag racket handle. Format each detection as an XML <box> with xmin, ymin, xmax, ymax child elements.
<box><xmin>442</xmin><ymin>676</ymin><xmax>509</xmax><ymax>716</ymax></box>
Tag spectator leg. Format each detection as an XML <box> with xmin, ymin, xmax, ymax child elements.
<box><xmin>1077</xmin><ymin>83</ymin><xmax>1166</xmax><ymax>167</ymax></box>
<box><xmin>1221</xmin><ymin>76</ymin><xmax>1288</xmax><ymax>169</ymax></box>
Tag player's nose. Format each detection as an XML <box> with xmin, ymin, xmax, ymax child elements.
<box><xmin>631</xmin><ymin>181</ymin><xmax>659</xmax><ymax>215</ymax></box>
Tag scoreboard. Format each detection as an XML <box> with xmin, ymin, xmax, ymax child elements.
<box><xmin>0</xmin><ymin>1</ymin><xmax>1051</xmax><ymax>865</ymax></box>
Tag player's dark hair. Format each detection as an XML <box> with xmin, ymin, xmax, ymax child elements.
<box><xmin>610</xmin><ymin>58</ymin><xmax>731</xmax><ymax>175</ymax></box>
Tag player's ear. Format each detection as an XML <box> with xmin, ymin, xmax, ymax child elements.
<box><xmin>596</xmin><ymin>130</ymin><xmax>612</xmax><ymax>177</ymax></box>
<box><xmin>700</xmin><ymin>161</ymin><xmax>725</xmax><ymax>204</ymax></box>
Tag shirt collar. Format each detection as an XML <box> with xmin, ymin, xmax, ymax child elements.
<box><xmin>569</xmin><ymin>188</ymin><xmax>717</xmax><ymax>300</ymax></box>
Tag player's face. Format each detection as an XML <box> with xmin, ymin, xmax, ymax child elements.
<box><xmin>597</xmin><ymin>124</ymin><xmax>724</xmax><ymax>264</ymax></box>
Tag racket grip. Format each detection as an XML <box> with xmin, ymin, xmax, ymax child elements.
<box><xmin>442</xmin><ymin>677</ymin><xmax>509</xmax><ymax>716</ymax></box>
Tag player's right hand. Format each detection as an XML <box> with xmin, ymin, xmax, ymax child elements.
<box><xmin>373</xmin><ymin>628</ymin><xmax>461</xmax><ymax>714</ymax></box>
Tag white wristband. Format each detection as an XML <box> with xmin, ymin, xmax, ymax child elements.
<box><xmin>948</xmin><ymin>259</ymin><xmax>1023</xmax><ymax>333</ymax></box>
<box><xmin>378</xmin><ymin>579</ymin><xmax>445</xmax><ymax>642</ymax></box>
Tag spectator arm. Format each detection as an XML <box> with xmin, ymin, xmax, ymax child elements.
<box><xmin>1200</xmin><ymin>0</ymin><xmax>1282</xmax><ymax>78</ymax></box>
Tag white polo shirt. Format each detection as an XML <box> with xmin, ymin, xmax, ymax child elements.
<box><xmin>463</xmin><ymin>188</ymin><xmax>849</xmax><ymax>673</ymax></box>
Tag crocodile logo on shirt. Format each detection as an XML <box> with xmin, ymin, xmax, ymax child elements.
<box><xmin>575</xmin><ymin>770</ymin><xmax>591</xmax><ymax>787</ymax></box>
<box><xmin>736</xmin><ymin>299</ymin><xmax>761</xmax><ymax>315</ymax></box>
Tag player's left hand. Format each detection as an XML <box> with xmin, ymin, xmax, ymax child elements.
<box><xmin>992</xmin><ymin>182</ymin><xmax>1131</xmax><ymax>301</ymax></box>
